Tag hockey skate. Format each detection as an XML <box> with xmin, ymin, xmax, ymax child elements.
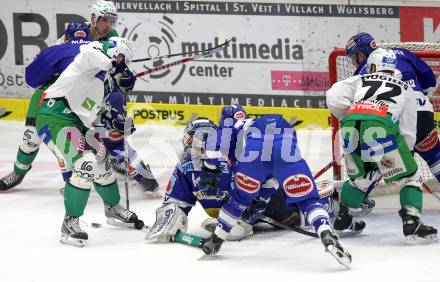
<box><xmin>399</xmin><ymin>207</ymin><xmax>438</xmax><ymax>244</ymax></box>
<box><xmin>0</xmin><ymin>171</ymin><xmax>24</xmax><ymax>191</ymax></box>
<box><xmin>201</xmin><ymin>218</ymin><xmax>253</xmax><ymax>241</ymax></box>
<box><xmin>350</xmin><ymin>197</ymin><xmax>376</xmax><ymax>217</ymax></box>
<box><xmin>60</xmin><ymin>216</ymin><xmax>88</xmax><ymax>247</ymax></box>
<box><xmin>137</xmin><ymin>176</ymin><xmax>160</xmax><ymax>196</ymax></box>
<box><xmin>105</xmin><ymin>204</ymin><xmax>144</xmax><ymax>229</ymax></box>
<box><xmin>201</xmin><ymin>217</ymin><xmax>217</xmax><ymax>233</ymax></box>
<box><xmin>320</xmin><ymin>229</ymin><xmax>352</xmax><ymax>268</ymax></box>
<box><xmin>333</xmin><ymin>204</ymin><xmax>366</xmax><ymax>237</ymax></box>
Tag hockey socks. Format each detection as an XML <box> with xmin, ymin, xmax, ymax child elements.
<box><xmin>400</xmin><ymin>186</ymin><xmax>422</xmax><ymax>211</ymax></box>
<box><xmin>95</xmin><ymin>180</ymin><xmax>120</xmax><ymax>206</ymax></box>
<box><xmin>340</xmin><ymin>180</ymin><xmax>365</xmax><ymax>209</ymax></box>
<box><xmin>14</xmin><ymin>148</ymin><xmax>39</xmax><ymax>176</ymax></box>
<box><xmin>64</xmin><ymin>182</ymin><xmax>90</xmax><ymax>217</ymax></box>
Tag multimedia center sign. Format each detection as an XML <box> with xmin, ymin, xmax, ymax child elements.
<box><xmin>0</xmin><ymin>1</ymin><xmax>439</xmax><ymax>108</ymax></box>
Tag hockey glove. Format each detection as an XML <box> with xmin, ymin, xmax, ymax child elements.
<box><xmin>201</xmin><ymin>233</ymin><xmax>224</xmax><ymax>255</ymax></box>
<box><xmin>101</xmin><ymin>106</ymin><xmax>135</xmax><ymax>135</ymax></box>
<box><xmin>242</xmin><ymin>198</ymin><xmax>268</xmax><ymax>225</ymax></box>
<box><xmin>200</xmin><ymin>162</ymin><xmax>221</xmax><ymax>196</ymax></box>
<box><xmin>118</xmin><ymin>68</ymin><xmax>136</xmax><ymax>93</ymax></box>
<box><xmin>110</xmin><ymin>61</ymin><xmax>137</xmax><ymax>94</ymax></box>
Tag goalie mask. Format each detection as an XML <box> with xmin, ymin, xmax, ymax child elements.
<box><xmin>182</xmin><ymin>118</ymin><xmax>217</xmax><ymax>155</ymax></box>
<box><xmin>106</xmin><ymin>37</ymin><xmax>134</xmax><ymax>65</ymax></box>
<box><xmin>367</xmin><ymin>48</ymin><xmax>397</xmax><ymax>74</ymax></box>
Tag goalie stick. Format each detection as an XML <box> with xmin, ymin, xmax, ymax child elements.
<box><xmin>131</xmin><ymin>39</ymin><xmax>231</xmax><ymax>63</ymax></box>
<box><xmin>174</xmin><ymin>230</ymin><xmax>205</xmax><ymax>248</ymax></box>
<box><xmin>134</xmin><ymin>39</ymin><xmax>230</xmax><ymax>78</ymax></box>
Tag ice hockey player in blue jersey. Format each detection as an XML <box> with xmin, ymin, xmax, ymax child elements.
<box><xmin>345</xmin><ymin>32</ymin><xmax>439</xmax><ymax>184</ymax></box>
<box><xmin>98</xmin><ymin>91</ymin><xmax>160</xmax><ymax>194</ymax></box>
<box><xmin>145</xmin><ymin>115</ymin><xmax>337</xmax><ymax>243</ymax></box>
<box><xmin>196</xmin><ymin>112</ymin><xmax>351</xmax><ymax>267</ymax></box>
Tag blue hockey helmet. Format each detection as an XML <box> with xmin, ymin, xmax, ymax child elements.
<box><xmin>345</xmin><ymin>32</ymin><xmax>377</xmax><ymax>60</ymax></box>
<box><xmin>64</xmin><ymin>22</ymin><xmax>89</xmax><ymax>41</ymax></box>
<box><xmin>182</xmin><ymin>118</ymin><xmax>217</xmax><ymax>152</ymax></box>
<box><xmin>219</xmin><ymin>104</ymin><xmax>247</xmax><ymax>127</ymax></box>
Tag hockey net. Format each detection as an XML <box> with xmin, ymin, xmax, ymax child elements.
<box><xmin>328</xmin><ymin>42</ymin><xmax>440</xmax><ymax>194</ymax></box>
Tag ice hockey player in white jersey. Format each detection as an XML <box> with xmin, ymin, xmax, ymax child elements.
<box><xmin>34</xmin><ymin>38</ymin><xmax>143</xmax><ymax>247</ymax></box>
<box><xmin>0</xmin><ymin>0</ymin><xmax>120</xmax><ymax>190</ymax></box>
<box><xmin>327</xmin><ymin>48</ymin><xmax>438</xmax><ymax>244</ymax></box>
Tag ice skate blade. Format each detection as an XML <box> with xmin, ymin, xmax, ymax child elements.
<box><xmin>334</xmin><ymin>229</ymin><xmax>363</xmax><ymax>238</ymax></box>
<box><xmin>405</xmin><ymin>234</ymin><xmax>438</xmax><ymax>245</ymax></box>
<box><xmin>60</xmin><ymin>235</ymin><xmax>86</xmax><ymax>247</ymax></box>
<box><xmin>326</xmin><ymin>245</ymin><xmax>351</xmax><ymax>269</ymax></box>
<box><xmin>106</xmin><ymin>218</ymin><xmax>135</xmax><ymax>228</ymax></box>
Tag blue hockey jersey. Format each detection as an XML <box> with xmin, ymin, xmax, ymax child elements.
<box><xmin>163</xmin><ymin>152</ymin><xmax>232</xmax><ymax>218</ymax></box>
<box><xmin>25</xmin><ymin>22</ymin><xmax>93</xmax><ymax>89</ymax></box>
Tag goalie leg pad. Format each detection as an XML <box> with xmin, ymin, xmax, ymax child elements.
<box><xmin>145</xmin><ymin>202</ymin><xmax>188</xmax><ymax>242</ymax></box>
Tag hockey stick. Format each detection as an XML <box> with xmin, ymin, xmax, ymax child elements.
<box><xmin>123</xmin><ymin>138</ymin><xmax>130</xmax><ymax>209</ymax></box>
<box><xmin>134</xmin><ymin>39</ymin><xmax>230</xmax><ymax>78</ymax></box>
<box><xmin>122</xmin><ymin>95</ymin><xmax>130</xmax><ymax>209</ymax></box>
<box><xmin>314</xmin><ymin>159</ymin><xmax>338</xmax><ymax>180</ymax></box>
<box><xmin>131</xmin><ymin>39</ymin><xmax>231</xmax><ymax>63</ymax></box>
<box><xmin>174</xmin><ymin>230</ymin><xmax>205</xmax><ymax>248</ymax></box>
<box><xmin>258</xmin><ymin>214</ymin><xmax>318</xmax><ymax>238</ymax></box>
<box><xmin>422</xmin><ymin>182</ymin><xmax>440</xmax><ymax>203</ymax></box>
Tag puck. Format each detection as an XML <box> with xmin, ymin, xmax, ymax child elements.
<box><xmin>91</xmin><ymin>222</ymin><xmax>102</xmax><ymax>228</ymax></box>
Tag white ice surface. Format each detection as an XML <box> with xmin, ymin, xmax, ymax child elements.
<box><xmin>1</xmin><ymin>120</ymin><xmax>440</xmax><ymax>282</ymax></box>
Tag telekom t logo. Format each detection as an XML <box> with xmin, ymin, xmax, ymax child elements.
<box><xmin>400</xmin><ymin>7</ymin><xmax>440</xmax><ymax>42</ymax></box>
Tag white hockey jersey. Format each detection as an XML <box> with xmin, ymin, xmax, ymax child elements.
<box><xmin>44</xmin><ymin>44</ymin><xmax>114</xmax><ymax>128</ymax></box>
<box><xmin>326</xmin><ymin>72</ymin><xmax>418</xmax><ymax>148</ymax></box>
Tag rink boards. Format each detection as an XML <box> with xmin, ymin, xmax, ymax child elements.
<box><xmin>0</xmin><ymin>98</ymin><xmax>331</xmax><ymax>129</ymax></box>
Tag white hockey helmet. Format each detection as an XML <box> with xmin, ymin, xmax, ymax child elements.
<box><xmin>90</xmin><ymin>0</ymin><xmax>118</xmax><ymax>25</ymax></box>
<box><xmin>367</xmin><ymin>48</ymin><xmax>397</xmax><ymax>74</ymax></box>
<box><xmin>106</xmin><ymin>37</ymin><xmax>133</xmax><ymax>65</ymax></box>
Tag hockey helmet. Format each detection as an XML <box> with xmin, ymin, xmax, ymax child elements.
<box><xmin>64</xmin><ymin>22</ymin><xmax>89</xmax><ymax>41</ymax></box>
<box><xmin>367</xmin><ymin>48</ymin><xmax>397</xmax><ymax>74</ymax></box>
<box><xmin>346</xmin><ymin>32</ymin><xmax>377</xmax><ymax>60</ymax></box>
<box><xmin>90</xmin><ymin>0</ymin><xmax>118</xmax><ymax>25</ymax></box>
<box><xmin>219</xmin><ymin>104</ymin><xmax>247</xmax><ymax>127</ymax></box>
